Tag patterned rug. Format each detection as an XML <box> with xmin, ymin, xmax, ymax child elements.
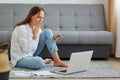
<box><xmin>9</xmin><ymin>61</ymin><xmax>120</xmax><ymax>79</ymax></box>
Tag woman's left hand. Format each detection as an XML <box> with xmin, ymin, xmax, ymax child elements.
<box><xmin>54</xmin><ymin>34</ymin><xmax>64</xmax><ymax>41</ymax></box>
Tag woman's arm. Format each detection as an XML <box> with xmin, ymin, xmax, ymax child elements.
<box><xmin>16</xmin><ymin>27</ymin><xmax>36</xmax><ymax>54</ymax></box>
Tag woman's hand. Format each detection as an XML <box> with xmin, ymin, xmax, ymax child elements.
<box><xmin>32</xmin><ymin>22</ymin><xmax>40</xmax><ymax>40</ymax></box>
<box><xmin>54</xmin><ymin>34</ymin><xmax>64</xmax><ymax>41</ymax></box>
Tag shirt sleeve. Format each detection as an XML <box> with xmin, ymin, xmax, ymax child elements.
<box><xmin>16</xmin><ymin>27</ymin><xmax>36</xmax><ymax>54</ymax></box>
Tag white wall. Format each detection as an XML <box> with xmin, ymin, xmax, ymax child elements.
<box><xmin>0</xmin><ymin>0</ymin><xmax>105</xmax><ymax>4</ymax></box>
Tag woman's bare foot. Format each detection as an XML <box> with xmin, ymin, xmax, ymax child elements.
<box><xmin>54</xmin><ymin>60</ymin><xmax>68</xmax><ymax>67</ymax></box>
<box><xmin>44</xmin><ymin>58</ymin><xmax>52</xmax><ymax>64</ymax></box>
<box><xmin>54</xmin><ymin>34</ymin><xmax>63</xmax><ymax>41</ymax></box>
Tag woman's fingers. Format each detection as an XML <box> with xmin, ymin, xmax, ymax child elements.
<box><xmin>54</xmin><ymin>34</ymin><xmax>64</xmax><ymax>41</ymax></box>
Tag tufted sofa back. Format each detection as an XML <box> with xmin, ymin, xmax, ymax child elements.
<box><xmin>14</xmin><ymin>4</ymin><xmax>106</xmax><ymax>31</ymax></box>
<box><xmin>43</xmin><ymin>4</ymin><xmax>106</xmax><ymax>31</ymax></box>
<box><xmin>0</xmin><ymin>4</ymin><xmax>106</xmax><ymax>42</ymax></box>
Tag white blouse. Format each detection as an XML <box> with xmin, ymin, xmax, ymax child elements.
<box><xmin>10</xmin><ymin>24</ymin><xmax>42</xmax><ymax>67</ymax></box>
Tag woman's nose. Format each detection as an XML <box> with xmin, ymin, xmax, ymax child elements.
<box><xmin>37</xmin><ymin>18</ymin><xmax>40</xmax><ymax>21</ymax></box>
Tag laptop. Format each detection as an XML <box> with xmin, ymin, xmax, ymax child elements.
<box><xmin>50</xmin><ymin>50</ymin><xmax>93</xmax><ymax>74</ymax></box>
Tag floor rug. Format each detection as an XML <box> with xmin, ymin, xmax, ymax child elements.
<box><xmin>9</xmin><ymin>61</ymin><xmax>120</xmax><ymax>79</ymax></box>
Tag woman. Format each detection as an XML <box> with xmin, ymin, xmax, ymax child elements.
<box><xmin>10</xmin><ymin>6</ymin><xmax>68</xmax><ymax>69</ymax></box>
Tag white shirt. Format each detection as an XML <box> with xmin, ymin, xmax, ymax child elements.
<box><xmin>10</xmin><ymin>24</ymin><xmax>42</xmax><ymax>67</ymax></box>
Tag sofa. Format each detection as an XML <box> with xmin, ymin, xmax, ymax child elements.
<box><xmin>0</xmin><ymin>4</ymin><xmax>113</xmax><ymax>59</ymax></box>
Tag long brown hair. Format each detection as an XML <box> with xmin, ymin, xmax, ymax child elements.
<box><xmin>16</xmin><ymin>6</ymin><xmax>45</xmax><ymax>26</ymax></box>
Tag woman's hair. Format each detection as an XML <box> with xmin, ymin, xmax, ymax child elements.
<box><xmin>16</xmin><ymin>6</ymin><xmax>45</xmax><ymax>26</ymax></box>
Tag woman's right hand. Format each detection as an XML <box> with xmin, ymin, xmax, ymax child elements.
<box><xmin>32</xmin><ymin>22</ymin><xmax>40</xmax><ymax>40</ymax></box>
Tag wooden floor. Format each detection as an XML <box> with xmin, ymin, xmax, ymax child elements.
<box><xmin>10</xmin><ymin>57</ymin><xmax>120</xmax><ymax>80</ymax></box>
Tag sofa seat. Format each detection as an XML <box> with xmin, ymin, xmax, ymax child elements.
<box><xmin>54</xmin><ymin>31</ymin><xmax>113</xmax><ymax>44</ymax></box>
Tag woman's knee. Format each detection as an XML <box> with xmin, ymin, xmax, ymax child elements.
<box><xmin>44</xmin><ymin>28</ymin><xmax>53</xmax><ymax>37</ymax></box>
<box><xmin>32</xmin><ymin>57</ymin><xmax>45</xmax><ymax>70</ymax></box>
<box><xmin>45</xmin><ymin>28</ymin><xmax>52</xmax><ymax>33</ymax></box>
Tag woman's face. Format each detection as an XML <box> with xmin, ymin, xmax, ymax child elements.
<box><xmin>31</xmin><ymin>11</ymin><xmax>44</xmax><ymax>25</ymax></box>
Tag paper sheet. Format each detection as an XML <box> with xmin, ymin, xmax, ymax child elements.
<box><xmin>28</xmin><ymin>70</ymin><xmax>57</xmax><ymax>76</ymax></box>
<box><xmin>12</xmin><ymin>71</ymin><xmax>32</xmax><ymax>77</ymax></box>
<box><xmin>12</xmin><ymin>70</ymin><xmax>57</xmax><ymax>76</ymax></box>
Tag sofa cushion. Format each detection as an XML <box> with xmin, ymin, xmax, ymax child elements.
<box><xmin>43</xmin><ymin>4</ymin><xmax>106</xmax><ymax>31</ymax></box>
<box><xmin>53</xmin><ymin>31</ymin><xmax>113</xmax><ymax>45</ymax></box>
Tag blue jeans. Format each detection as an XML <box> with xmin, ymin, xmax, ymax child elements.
<box><xmin>16</xmin><ymin>29</ymin><xmax>58</xmax><ymax>69</ymax></box>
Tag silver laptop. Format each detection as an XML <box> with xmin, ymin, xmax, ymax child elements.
<box><xmin>50</xmin><ymin>50</ymin><xmax>93</xmax><ymax>74</ymax></box>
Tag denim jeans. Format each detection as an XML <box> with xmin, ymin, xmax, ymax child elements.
<box><xmin>16</xmin><ymin>29</ymin><xmax>58</xmax><ymax>69</ymax></box>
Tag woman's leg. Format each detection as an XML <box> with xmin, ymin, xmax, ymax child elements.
<box><xmin>16</xmin><ymin>56</ymin><xmax>45</xmax><ymax>70</ymax></box>
<box><xmin>33</xmin><ymin>28</ymin><xmax>68</xmax><ymax>67</ymax></box>
<box><xmin>33</xmin><ymin>29</ymin><xmax>47</xmax><ymax>56</ymax></box>
<box><xmin>51</xmin><ymin>52</ymin><xmax>68</xmax><ymax>67</ymax></box>
<box><xmin>33</xmin><ymin>28</ymin><xmax>63</xmax><ymax>56</ymax></box>
<box><xmin>44</xmin><ymin>29</ymin><xmax>68</xmax><ymax>67</ymax></box>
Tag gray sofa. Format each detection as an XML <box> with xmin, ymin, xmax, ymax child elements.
<box><xmin>0</xmin><ymin>4</ymin><xmax>113</xmax><ymax>59</ymax></box>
